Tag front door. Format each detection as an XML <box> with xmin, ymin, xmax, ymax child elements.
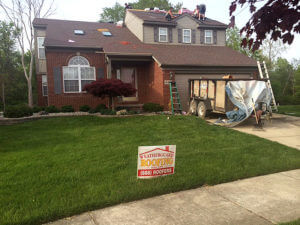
<box><xmin>120</xmin><ymin>67</ymin><xmax>138</xmax><ymax>101</ymax></box>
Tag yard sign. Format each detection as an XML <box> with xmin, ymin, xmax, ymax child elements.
<box><xmin>137</xmin><ymin>145</ymin><xmax>176</xmax><ymax>179</ymax></box>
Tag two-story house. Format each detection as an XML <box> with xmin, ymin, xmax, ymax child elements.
<box><xmin>33</xmin><ymin>9</ymin><xmax>258</xmax><ymax>111</ymax></box>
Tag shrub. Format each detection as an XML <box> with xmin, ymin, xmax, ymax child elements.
<box><xmin>95</xmin><ymin>104</ymin><xmax>107</xmax><ymax>112</ymax></box>
<box><xmin>143</xmin><ymin>103</ymin><xmax>164</xmax><ymax>112</ymax></box>
<box><xmin>32</xmin><ymin>106</ymin><xmax>44</xmax><ymax>113</ymax></box>
<box><xmin>45</xmin><ymin>105</ymin><xmax>60</xmax><ymax>113</ymax></box>
<box><xmin>100</xmin><ymin>109</ymin><xmax>116</xmax><ymax>115</ymax></box>
<box><xmin>79</xmin><ymin>105</ymin><xmax>91</xmax><ymax>112</ymax></box>
<box><xmin>4</xmin><ymin>105</ymin><xmax>33</xmax><ymax>118</ymax></box>
<box><xmin>88</xmin><ymin>108</ymin><xmax>98</xmax><ymax>114</ymax></box>
<box><xmin>61</xmin><ymin>105</ymin><xmax>75</xmax><ymax>112</ymax></box>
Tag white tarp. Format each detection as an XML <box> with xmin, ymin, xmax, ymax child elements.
<box><xmin>226</xmin><ymin>80</ymin><xmax>272</xmax><ymax>118</ymax></box>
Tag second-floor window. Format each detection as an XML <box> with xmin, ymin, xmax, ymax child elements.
<box><xmin>183</xmin><ymin>29</ymin><xmax>191</xmax><ymax>43</ymax></box>
<box><xmin>37</xmin><ymin>37</ymin><xmax>45</xmax><ymax>59</ymax></box>
<box><xmin>63</xmin><ymin>56</ymin><xmax>96</xmax><ymax>93</ymax></box>
<box><xmin>159</xmin><ymin>27</ymin><xmax>168</xmax><ymax>42</ymax></box>
<box><xmin>205</xmin><ymin>30</ymin><xmax>213</xmax><ymax>44</ymax></box>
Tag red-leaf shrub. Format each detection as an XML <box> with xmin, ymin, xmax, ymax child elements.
<box><xmin>83</xmin><ymin>79</ymin><xmax>137</xmax><ymax>109</ymax></box>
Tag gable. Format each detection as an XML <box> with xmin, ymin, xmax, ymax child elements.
<box><xmin>175</xmin><ymin>15</ymin><xmax>199</xmax><ymax>29</ymax></box>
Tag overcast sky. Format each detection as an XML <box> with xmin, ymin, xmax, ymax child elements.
<box><xmin>1</xmin><ymin>0</ymin><xmax>299</xmax><ymax>61</ymax></box>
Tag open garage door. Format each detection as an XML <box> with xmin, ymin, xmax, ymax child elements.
<box><xmin>175</xmin><ymin>74</ymin><xmax>252</xmax><ymax>112</ymax></box>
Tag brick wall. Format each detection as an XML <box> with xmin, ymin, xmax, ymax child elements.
<box><xmin>45</xmin><ymin>50</ymin><xmax>108</xmax><ymax>110</ymax></box>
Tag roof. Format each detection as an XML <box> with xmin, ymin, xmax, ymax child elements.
<box><xmin>128</xmin><ymin>10</ymin><xmax>228</xmax><ymax>28</ymax></box>
<box><xmin>33</xmin><ymin>18</ymin><xmax>256</xmax><ymax>67</ymax></box>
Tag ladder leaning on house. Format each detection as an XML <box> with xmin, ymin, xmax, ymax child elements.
<box><xmin>257</xmin><ymin>61</ymin><xmax>278</xmax><ymax>112</ymax></box>
<box><xmin>169</xmin><ymin>82</ymin><xmax>182</xmax><ymax>114</ymax></box>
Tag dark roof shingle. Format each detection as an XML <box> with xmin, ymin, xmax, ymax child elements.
<box><xmin>33</xmin><ymin>18</ymin><xmax>256</xmax><ymax>67</ymax></box>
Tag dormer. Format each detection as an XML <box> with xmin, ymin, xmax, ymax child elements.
<box><xmin>125</xmin><ymin>9</ymin><xmax>228</xmax><ymax>46</ymax></box>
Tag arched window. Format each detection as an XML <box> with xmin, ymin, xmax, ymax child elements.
<box><xmin>63</xmin><ymin>56</ymin><xmax>95</xmax><ymax>93</ymax></box>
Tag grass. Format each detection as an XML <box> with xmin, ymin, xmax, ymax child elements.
<box><xmin>0</xmin><ymin>116</ymin><xmax>300</xmax><ymax>225</ymax></box>
<box><xmin>277</xmin><ymin>105</ymin><xmax>300</xmax><ymax>117</ymax></box>
<box><xmin>279</xmin><ymin>219</ymin><xmax>300</xmax><ymax>225</ymax></box>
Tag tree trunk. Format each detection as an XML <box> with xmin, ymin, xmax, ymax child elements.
<box><xmin>27</xmin><ymin>79</ymin><xmax>33</xmax><ymax>107</ymax></box>
<box><xmin>2</xmin><ymin>82</ymin><xmax>5</xmax><ymax>112</ymax></box>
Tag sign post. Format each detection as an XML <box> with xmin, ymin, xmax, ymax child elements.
<box><xmin>137</xmin><ymin>145</ymin><xmax>176</xmax><ymax>179</ymax></box>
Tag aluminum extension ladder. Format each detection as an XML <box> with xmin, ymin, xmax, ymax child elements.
<box><xmin>169</xmin><ymin>82</ymin><xmax>182</xmax><ymax>115</ymax></box>
<box><xmin>257</xmin><ymin>61</ymin><xmax>278</xmax><ymax>112</ymax></box>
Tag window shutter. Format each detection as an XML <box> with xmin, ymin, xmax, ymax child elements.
<box><xmin>192</xmin><ymin>29</ymin><xmax>196</xmax><ymax>44</ymax></box>
<box><xmin>154</xmin><ymin>27</ymin><xmax>158</xmax><ymax>42</ymax></box>
<box><xmin>97</xmin><ymin>68</ymin><xmax>104</xmax><ymax>79</ymax></box>
<box><xmin>168</xmin><ymin>27</ymin><xmax>173</xmax><ymax>43</ymax></box>
<box><xmin>213</xmin><ymin>30</ymin><xmax>217</xmax><ymax>44</ymax></box>
<box><xmin>200</xmin><ymin>29</ymin><xmax>204</xmax><ymax>44</ymax></box>
<box><xmin>178</xmin><ymin>28</ymin><xmax>182</xmax><ymax>43</ymax></box>
<box><xmin>53</xmin><ymin>67</ymin><xmax>62</xmax><ymax>94</ymax></box>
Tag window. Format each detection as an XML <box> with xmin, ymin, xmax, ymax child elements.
<box><xmin>63</xmin><ymin>56</ymin><xmax>95</xmax><ymax>93</ymax></box>
<box><xmin>205</xmin><ymin>30</ymin><xmax>213</xmax><ymax>44</ymax></box>
<box><xmin>183</xmin><ymin>29</ymin><xmax>191</xmax><ymax>43</ymax></box>
<box><xmin>159</xmin><ymin>27</ymin><xmax>168</xmax><ymax>42</ymax></box>
<box><xmin>42</xmin><ymin>75</ymin><xmax>48</xmax><ymax>96</ymax></box>
<box><xmin>102</xmin><ymin>31</ymin><xmax>112</xmax><ymax>36</ymax></box>
<box><xmin>37</xmin><ymin>37</ymin><xmax>45</xmax><ymax>59</ymax></box>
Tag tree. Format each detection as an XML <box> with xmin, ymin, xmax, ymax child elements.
<box><xmin>261</xmin><ymin>38</ymin><xmax>288</xmax><ymax>68</ymax></box>
<box><xmin>100</xmin><ymin>3</ymin><xmax>125</xmax><ymax>23</ymax></box>
<box><xmin>229</xmin><ymin>0</ymin><xmax>300</xmax><ymax>51</ymax></box>
<box><xmin>226</xmin><ymin>26</ymin><xmax>265</xmax><ymax>61</ymax></box>
<box><xmin>100</xmin><ymin>0</ymin><xmax>183</xmax><ymax>23</ymax></box>
<box><xmin>83</xmin><ymin>79</ymin><xmax>136</xmax><ymax>110</ymax></box>
<box><xmin>0</xmin><ymin>21</ymin><xmax>19</xmax><ymax>111</ymax></box>
<box><xmin>0</xmin><ymin>0</ymin><xmax>55</xmax><ymax>107</ymax></box>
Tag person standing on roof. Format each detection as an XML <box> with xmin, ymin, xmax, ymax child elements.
<box><xmin>165</xmin><ymin>7</ymin><xmax>176</xmax><ymax>21</ymax></box>
<box><xmin>199</xmin><ymin>4</ymin><xmax>206</xmax><ymax>20</ymax></box>
<box><xmin>193</xmin><ymin>5</ymin><xmax>200</xmax><ymax>20</ymax></box>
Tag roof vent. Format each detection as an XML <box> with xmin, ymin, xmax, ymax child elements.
<box><xmin>74</xmin><ymin>30</ymin><xmax>85</xmax><ymax>35</ymax></box>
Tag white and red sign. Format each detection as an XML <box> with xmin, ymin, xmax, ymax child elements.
<box><xmin>137</xmin><ymin>145</ymin><xmax>176</xmax><ymax>179</ymax></box>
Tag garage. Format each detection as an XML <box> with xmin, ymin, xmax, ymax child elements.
<box><xmin>175</xmin><ymin>73</ymin><xmax>253</xmax><ymax>112</ymax></box>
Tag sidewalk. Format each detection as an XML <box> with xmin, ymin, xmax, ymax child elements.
<box><xmin>47</xmin><ymin>169</ymin><xmax>300</xmax><ymax>225</ymax></box>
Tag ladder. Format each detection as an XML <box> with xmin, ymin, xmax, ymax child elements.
<box><xmin>169</xmin><ymin>82</ymin><xmax>182</xmax><ymax>114</ymax></box>
<box><xmin>257</xmin><ymin>61</ymin><xmax>278</xmax><ymax>112</ymax></box>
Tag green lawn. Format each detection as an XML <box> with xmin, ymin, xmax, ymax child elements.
<box><xmin>278</xmin><ymin>105</ymin><xmax>300</xmax><ymax>117</ymax></box>
<box><xmin>279</xmin><ymin>219</ymin><xmax>300</xmax><ymax>225</ymax></box>
<box><xmin>0</xmin><ymin>116</ymin><xmax>300</xmax><ymax>225</ymax></box>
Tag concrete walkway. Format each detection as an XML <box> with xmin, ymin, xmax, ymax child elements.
<box><xmin>233</xmin><ymin>114</ymin><xmax>300</xmax><ymax>150</ymax></box>
<box><xmin>47</xmin><ymin>169</ymin><xmax>300</xmax><ymax>225</ymax></box>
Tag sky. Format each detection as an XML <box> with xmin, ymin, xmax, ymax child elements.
<box><xmin>1</xmin><ymin>0</ymin><xmax>299</xmax><ymax>61</ymax></box>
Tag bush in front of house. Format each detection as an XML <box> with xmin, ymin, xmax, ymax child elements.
<box><xmin>32</xmin><ymin>106</ymin><xmax>45</xmax><ymax>113</ymax></box>
<box><xmin>45</xmin><ymin>105</ymin><xmax>60</xmax><ymax>113</ymax></box>
<box><xmin>79</xmin><ymin>105</ymin><xmax>91</xmax><ymax>112</ymax></box>
<box><xmin>143</xmin><ymin>103</ymin><xmax>164</xmax><ymax>112</ymax></box>
<box><xmin>88</xmin><ymin>108</ymin><xmax>98</xmax><ymax>114</ymax></box>
<box><xmin>61</xmin><ymin>105</ymin><xmax>75</xmax><ymax>112</ymax></box>
<box><xmin>4</xmin><ymin>105</ymin><xmax>33</xmax><ymax>118</ymax></box>
<box><xmin>99</xmin><ymin>108</ymin><xmax>116</xmax><ymax>115</ymax></box>
<box><xmin>95</xmin><ymin>104</ymin><xmax>107</xmax><ymax>112</ymax></box>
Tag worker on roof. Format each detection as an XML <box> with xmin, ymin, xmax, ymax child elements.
<box><xmin>193</xmin><ymin>5</ymin><xmax>200</xmax><ymax>20</ymax></box>
<box><xmin>125</xmin><ymin>3</ymin><xmax>132</xmax><ymax>10</ymax></box>
<box><xmin>193</xmin><ymin>4</ymin><xmax>206</xmax><ymax>20</ymax></box>
<box><xmin>165</xmin><ymin>7</ymin><xmax>175</xmax><ymax>21</ymax></box>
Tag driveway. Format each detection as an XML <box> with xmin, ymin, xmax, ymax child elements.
<box><xmin>232</xmin><ymin>114</ymin><xmax>300</xmax><ymax>150</ymax></box>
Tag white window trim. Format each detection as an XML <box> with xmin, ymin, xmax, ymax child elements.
<box><xmin>159</xmin><ymin>27</ymin><xmax>168</xmax><ymax>42</ymax></box>
<box><xmin>182</xmin><ymin>29</ymin><xmax>192</xmax><ymax>43</ymax></box>
<box><xmin>37</xmin><ymin>37</ymin><xmax>45</xmax><ymax>59</ymax></box>
<box><xmin>204</xmin><ymin>30</ymin><xmax>213</xmax><ymax>44</ymax></box>
<box><xmin>63</xmin><ymin>64</ymin><xmax>96</xmax><ymax>93</ymax></box>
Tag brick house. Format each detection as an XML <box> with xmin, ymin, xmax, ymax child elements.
<box><xmin>33</xmin><ymin>9</ymin><xmax>257</xmax><ymax>111</ymax></box>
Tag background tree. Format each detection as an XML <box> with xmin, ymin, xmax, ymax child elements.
<box><xmin>0</xmin><ymin>0</ymin><xmax>55</xmax><ymax>107</ymax></box>
<box><xmin>0</xmin><ymin>21</ymin><xmax>19</xmax><ymax>111</ymax></box>
<box><xmin>226</xmin><ymin>26</ymin><xmax>265</xmax><ymax>61</ymax></box>
<box><xmin>100</xmin><ymin>0</ymin><xmax>183</xmax><ymax>23</ymax></box>
<box><xmin>229</xmin><ymin>0</ymin><xmax>300</xmax><ymax>51</ymax></box>
<box><xmin>83</xmin><ymin>79</ymin><xmax>136</xmax><ymax>110</ymax></box>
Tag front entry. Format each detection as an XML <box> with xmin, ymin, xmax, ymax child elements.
<box><xmin>117</xmin><ymin>67</ymin><xmax>138</xmax><ymax>101</ymax></box>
